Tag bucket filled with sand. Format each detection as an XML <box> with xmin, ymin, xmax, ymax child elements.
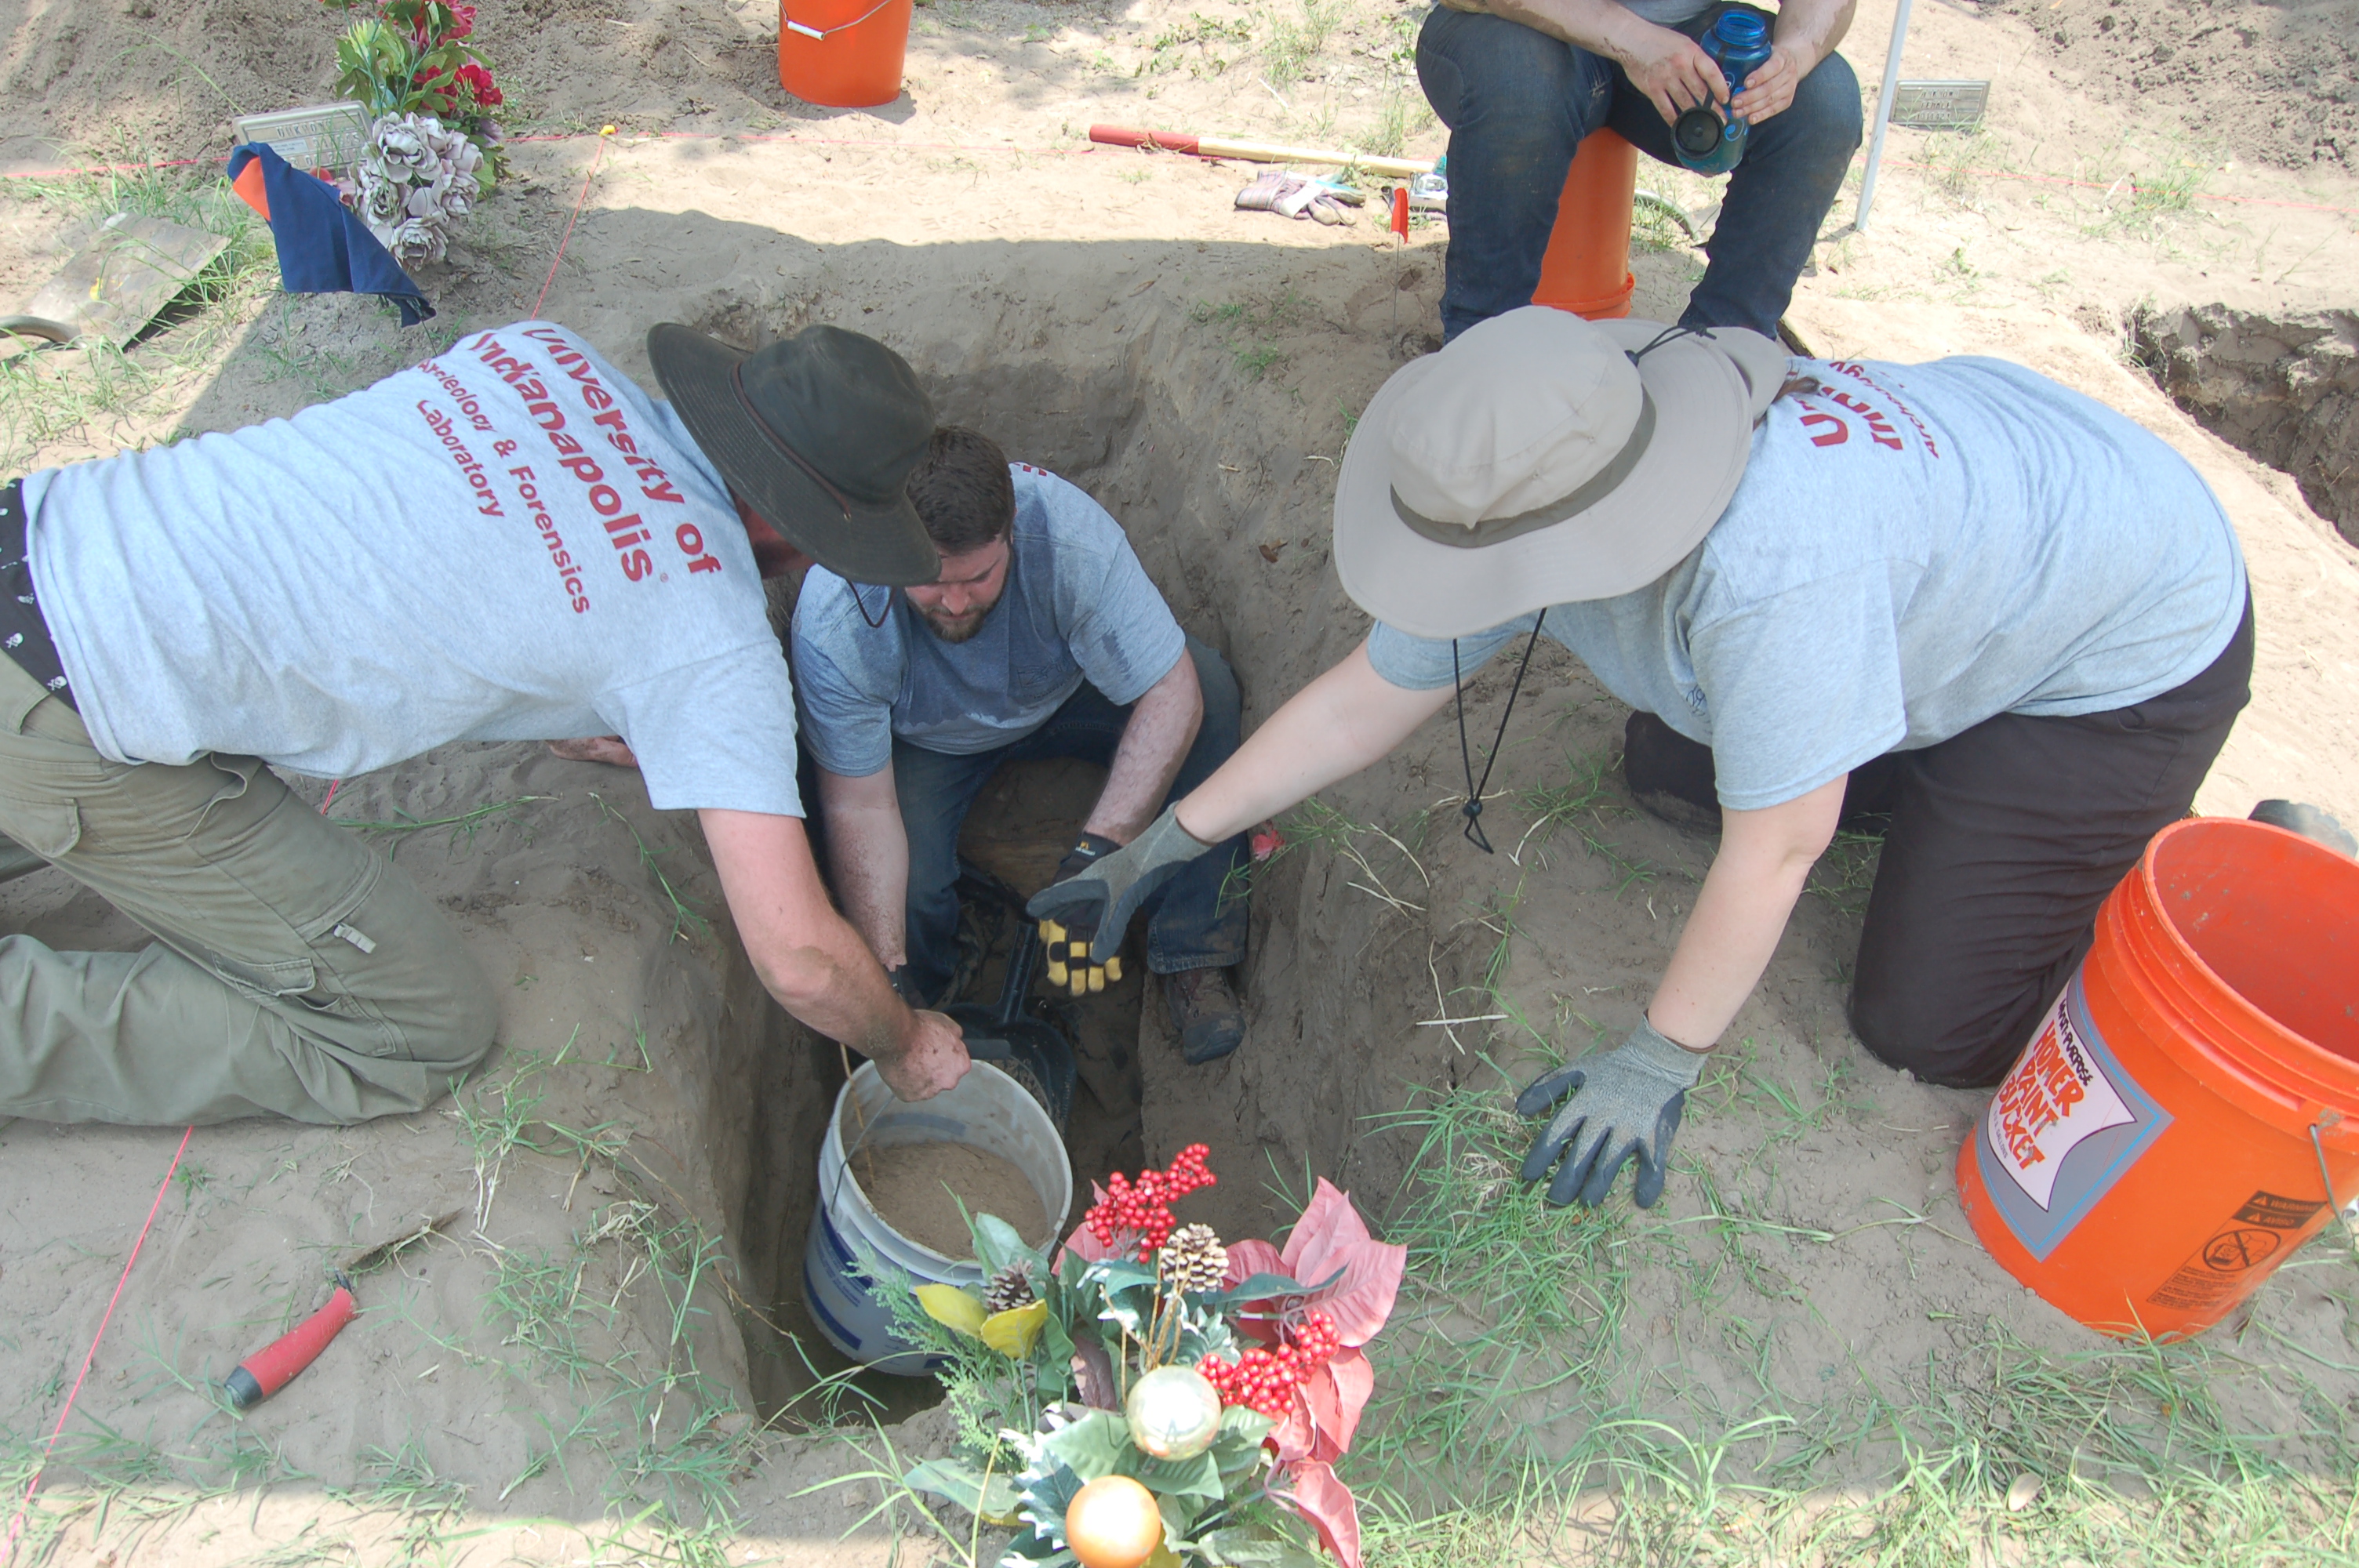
<box><xmin>804</xmin><ymin>1058</ymin><xmax>1071</xmax><ymax>1374</ymax></box>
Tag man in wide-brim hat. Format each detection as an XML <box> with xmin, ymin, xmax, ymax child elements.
<box><xmin>1031</xmin><ymin>306</ymin><xmax>2258</xmax><ymax>1210</ymax></box>
<box><xmin>0</xmin><ymin>316</ymin><xmax>969</xmax><ymax>1126</ymax></box>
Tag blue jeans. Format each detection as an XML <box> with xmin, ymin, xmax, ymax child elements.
<box><xmin>892</xmin><ymin>636</ymin><xmax>1249</xmax><ymax>1000</ymax></box>
<box><xmin>1416</xmin><ymin>4</ymin><xmax>1863</xmax><ymax>341</ymax></box>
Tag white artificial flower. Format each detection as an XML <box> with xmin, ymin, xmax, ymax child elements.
<box><xmin>385</xmin><ymin>216</ymin><xmax>447</xmax><ymax>267</ymax></box>
<box><xmin>373</xmin><ymin>115</ymin><xmax>436</xmax><ymax>175</ymax></box>
<box><xmin>359</xmin><ymin>168</ymin><xmax>409</xmax><ymax>227</ymax></box>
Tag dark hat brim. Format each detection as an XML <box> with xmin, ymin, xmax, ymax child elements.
<box><xmin>646</xmin><ymin>323</ymin><xmax>940</xmax><ymax>587</ymax></box>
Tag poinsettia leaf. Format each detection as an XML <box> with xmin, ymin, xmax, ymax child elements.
<box><xmin>1219</xmin><ymin>1238</ymin><xmax>1287</xmax><ymax>1287</ymax></box>
<box><xmin>1056</xmin><ymin>1188</ymin><xmax>1117</xmax><ymax>1267</ymax></box>
<box><xmin>1323</xmin><ymin>1348</ymin><xmax>1374</xmax><ymax>1454</ymax></box>
<box><xmin>1039</xmin><ymin>1408</ymin><xmax>1132</xmax><ymax>1481</ymax></box>
<box><xmin>1297</xmin><ymin>1363</ymin><xmax>1344</xmax><ymax>1465</ymax></box>
<box><xmin>1267</xmin><ymin>1389</ymin><xmax>1316</xmax><ymax>1465</ymax></box>
<box><xmin>902</xmin><ymin>1458</ymin><xmax>1023</xmax><ymax>1523</ymax></box>
<box><xmin>1278</xmin><ymin>1180</ymin><xmax>1369</xmax><ymax>1278</ymax></box>
<box><xmin>1298</xmin><ymin>1241</ymin><xmax>1405</xmax><ymax>1348</ymax></box>
<box><xmin>1272</xmin><ymin>1460</ymin><xmax>1363</xmax><ymax>1568</ymax></box>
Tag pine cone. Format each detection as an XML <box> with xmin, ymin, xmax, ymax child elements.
<box><xmin>982</xmin><ymin>1263</ymin><xmax>1035</xmax><ymax>1313</ymax></box>
<box><xmin>1160</xmin><ymin>1223</ymin><xmax>1228</xmax><ymax>1293</ymax></box>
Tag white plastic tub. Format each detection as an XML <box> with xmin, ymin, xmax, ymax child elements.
<box><xmin>802</xmin><ymin>1059</ymin><xmax>1072</xmax><ymax>1375</ymax></box>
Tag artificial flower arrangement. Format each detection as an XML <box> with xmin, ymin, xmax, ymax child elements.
<box><xmin>322</xmin><ymin>2</ymin><xmax>505</xmax><ymax>266</ymax></box>
<box><xmin>895</xmin><ymin>1145</ymin><xmax>1405</xmax><ymax>1568</ymax></box>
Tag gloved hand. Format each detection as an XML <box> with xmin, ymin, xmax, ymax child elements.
<box><xmin>1027</xmin><ymin>805</ymin><xmax>1213</xmax><ymax>976</ymax></box>
<box><xmin>1514</xmin><ymin>1017</ymin><xmax>1704</xmax><ymax>1209</ymax></box>
<box><xmin>1042</xmin><ymin>833</ymin><xmax>1125</xmax><ymax>996</ymax></box>
<box><xmin>1234</xmin><ymin>170</ymin><xmax>1361</xmax><ymax>226</ymax></box>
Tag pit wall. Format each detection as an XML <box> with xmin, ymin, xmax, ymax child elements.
<box><xmin>2131</xmin><ymin>303</ymin><xmax>2359</xmax><ymax>546</ymax></box>
<box><xmin>642</xmin><ymin>226</ymin><xmax>1535</xmax><ymax>1284</ymax></box>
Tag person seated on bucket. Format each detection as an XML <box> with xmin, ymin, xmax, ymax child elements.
<box><xmin>0</xmin><ymin>318</ymin><xmax>971</xmax><ymax>1127</ymax></box>
<box><xmin>1417</xmin><ymin>0</ymin><xmax>1862</xmax><ymax>343</ymax></box>
<box><xmin>1030</xmin><ymin>307</ymin><xmax>2254</xmax><ymax>1210</ymax></box>
<box><xmin>792</xmin><ymin>427</ymin><xmax>1254</xmax><ymax>1064</ymax></box>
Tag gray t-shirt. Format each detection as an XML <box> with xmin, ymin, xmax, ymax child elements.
<box><xmin>1368</xmin><ymin>355</ymin><xmax>2248</xmax><ymax>811</ymax></box>
<box><xmin>792</xmin><ymin>464</ymin><xmax>1186</xmax><ymax>776</ymax></box>
<box><xmin>25</xmin><ymin>321</ymin><xmax>804</xmax><ymax>816</ymax></box>
<box><xmin>1619</xmin><ymin>0</ymin><xmax>1714</xmax><ymax>27</ymax></box>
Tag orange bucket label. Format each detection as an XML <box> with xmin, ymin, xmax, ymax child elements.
<box><xmin>1975</xmin><ymin>978</ymin><xmax>2173</xmax><ymax>1260</ymax></box>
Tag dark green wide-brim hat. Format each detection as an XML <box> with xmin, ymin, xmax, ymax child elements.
<box><xmin>647</xmin><ymin>320</ymin><xmax>940</xmax><ymax>586</ymax></box>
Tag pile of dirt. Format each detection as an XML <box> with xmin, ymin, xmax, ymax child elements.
<box><xmin>2130</xmin><ymin>302</ymin><xmax>2359</xmax><ymax>544</ymax></box>
<box><xmin>2001</xmin><ymin>0</ymin><xmax>2359</xmax><ymax>170</ymax></box>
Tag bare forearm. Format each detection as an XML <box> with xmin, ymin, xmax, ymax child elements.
<box><xmin>1088</xmin><ymin>657</ymin><xmax>1202</xmax><ymax>844</ymax></box>
<box><xmin>1645</xmin><ymin>777</ymin><xmax>1845</xmax><ymax>1049</ymax></box>
<box><xmin>1772</xmin><ymin>0</ymin><xmax>1854</xmax><ymax>64</ymax></box>
<box><xmin>816</xmin><ymin>771</ymin><xmax>911</xmax><ymax>967</ymax></box>
<box><xmin>1482</xmin><ymin>0</ymin><xmax>1650</xmax><ymax>58</ymax></box>
<box><xmin>762</xmin><ymin>906</ymin><xmax>922</xmax><ymax>1058</ymax></box>
<box><xmin>701</xmin><ymin>807</ymin><xmax>913</xmax><ymax>1054</ymax></box>
<box><xmin>1175</xmin><ymin>641</ymin><xmax>1454</xmax><ymax>842</ymax></box>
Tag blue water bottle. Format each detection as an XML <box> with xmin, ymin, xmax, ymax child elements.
<box><xmin>1673</xmin><ymin>11</ymin><xmax>1773</xmax><ymax>176</ymax></box>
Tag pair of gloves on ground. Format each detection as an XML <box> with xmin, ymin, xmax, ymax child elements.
<box><xmin>1024</xmin><ymin>805</ymin><xmax>1700</xmax><ymax>1209</ymax></box>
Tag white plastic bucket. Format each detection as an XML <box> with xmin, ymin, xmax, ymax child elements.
<box><xmin>802</xmin><ymin>1059</ymin><xmax>1072</xmax><ymax>1375</ymax></box>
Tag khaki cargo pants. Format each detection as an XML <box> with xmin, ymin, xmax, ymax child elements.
<box><xmin>0</xmin><ymin>657</ymin><xmax>496</xmax><ymax>1125</ymax></box>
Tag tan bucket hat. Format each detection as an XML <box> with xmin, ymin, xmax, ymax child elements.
<box><xmin>1334</xmin><ymin>307</ymin><xmax>1789</xmax><ymax>639</ymax></box>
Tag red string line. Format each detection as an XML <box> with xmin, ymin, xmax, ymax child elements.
<box><xmin>530</xmin><ymin>131</ymin><xmax>611</xmax><ymax>318</ymax></box>
<box><xmin>1</xmin><ymin>1124</ymin><xmax>194</xmax><ymax>1566</ymax></box>
<box><xmin>5</xmin><ymin>132</ymin><xmax>2350</xmax><ymax>212</ymax></box>
<box><xmin>1874</xmin><ymin>157</ymin><xmax>2359</xmax><ymax>216</ymax></box>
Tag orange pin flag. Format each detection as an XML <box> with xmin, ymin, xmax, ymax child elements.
<box><xmin>1390</xmin><ymin>185</ymin><xmax>1409</xmax><ymax>241</ymax></box>
<box><xmin>231</xmin><ymin>154</ymin><xmax>271</xmax><ymax>220</ymax></box>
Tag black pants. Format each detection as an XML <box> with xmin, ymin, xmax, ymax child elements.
<box><xmin>1625</xmin><ymin>601</ymin><xmax>2255</xmax><ymax>1088</ymax></box>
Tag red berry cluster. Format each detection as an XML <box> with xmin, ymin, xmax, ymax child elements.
<box><xmin>1083</xmin><ymin>1145</ymin><xmax>1216</xmax><ymax>1254</ymax></box>
<box><xmin>1196</xmin><ymin>1311</ymin><xmax>1342</xmax><ymax>1417</ymax></box>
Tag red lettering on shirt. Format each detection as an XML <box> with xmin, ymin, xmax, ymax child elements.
<box><xmin>1798</xmin><ymin>407</ymin><xmax>1848</xmax><ymax>448</ymax></box>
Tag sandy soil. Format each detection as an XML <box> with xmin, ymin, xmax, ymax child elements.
<box><xmin>0</xmin><ymin>0</ymin><xmax>2354</xmax><ymax>1562</ymax></box>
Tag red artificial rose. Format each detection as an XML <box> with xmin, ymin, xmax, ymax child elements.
<box><xmin>448</xmin><ymin>5</ymin><xmax>476</xmax><ymax>39</ymax></box>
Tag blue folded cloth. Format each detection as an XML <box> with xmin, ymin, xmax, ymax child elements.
<box><xmin>226</xmin><ymin>143</ymin><xmax>433</xmax><ymax>328</ymax></box>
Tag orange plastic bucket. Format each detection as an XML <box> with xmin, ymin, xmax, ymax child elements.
<box><xmin>1532</xmin><ymin>129</ymin><xmax>1637</xmax><ymax>321</ymax></box>
<box><xmin>1957</xmin><ymin>817</ymin><xmax>2359</xmax><ymax>1339</ymax></box>
<box><xmin>779</xmin><ymin>0</ymin><xmax>914</xmax><ymax>109</ymax></box>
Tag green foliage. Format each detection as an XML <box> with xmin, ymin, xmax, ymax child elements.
<box><xmin>327</xmin><ymin>2</ymin><xmax>502</xmax><ymax>134</ymax></box>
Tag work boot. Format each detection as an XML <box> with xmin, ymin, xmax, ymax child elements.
<box><xmin>1622</xmin><ymin>711</ymin><xmax>1721</xmax><ymax>835</ymax></box>
<box><xmin>1165</xmin><ymin>967</ymin><xmax>1245</xmax><ymax>1065</ymax></box>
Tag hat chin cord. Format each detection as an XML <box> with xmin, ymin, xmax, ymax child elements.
<box><xmin>1453</xmin><ymin>610</ymin><xmax>1547</xmax><ymax>854</ymax></box>
<box><xmin>1435</xmin><ymin>324</ymin><xmax>1703</xmax><ymax>852</ymax></box>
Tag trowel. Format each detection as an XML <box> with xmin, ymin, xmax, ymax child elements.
<box><xmin>0</xmin><ymin>210</ymin><xmax>230</xmax><ymax>358</ymax></box>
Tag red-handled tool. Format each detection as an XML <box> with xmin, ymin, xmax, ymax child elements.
<box><xmin>224</xmin><ymin>1273</ymin><xmax>357</xmax><ymax>1410</ymax></box>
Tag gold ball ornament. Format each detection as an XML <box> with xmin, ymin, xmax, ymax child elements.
<box><xmin>1064</xmin><ymin>1474</ymin><xmax>1163</xmax><ymax>1568</ymax></box>
<box><xmin>1124</xmin><ymin>1365</ymin><xmax>1223</xmax><ymax>1461</ymax></box>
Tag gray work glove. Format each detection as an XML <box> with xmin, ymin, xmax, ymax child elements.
<box><xmin>1025</xmin><ymin>804</ymin><xmax>1212</xmax><ymax>964</ymax></box>
<box><xmin>1515</xmin><ymin>1018</ymin><xmax>1703</xmax><ymax>1209</ymax></box>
